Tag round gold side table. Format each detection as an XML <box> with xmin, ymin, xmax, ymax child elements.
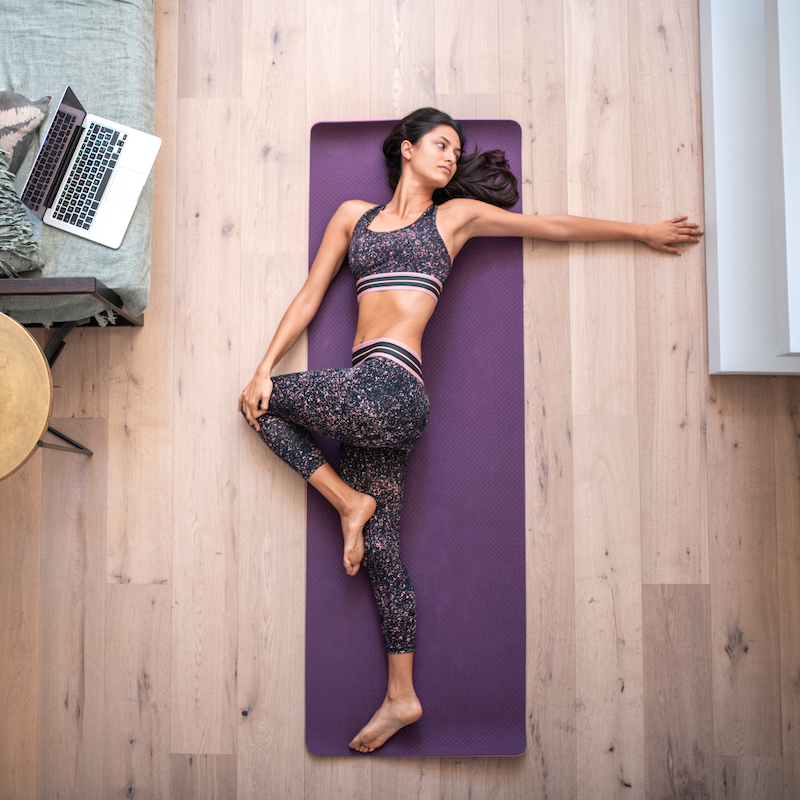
<box><xmin>0</xmin><ymin>312</ymin><xmax>92</xmax><ymax>481</ymax></box>
<box><xmin>0</xmin><ymin>311</ymin><xmax>54</xmax><ymax>480</ymax></box>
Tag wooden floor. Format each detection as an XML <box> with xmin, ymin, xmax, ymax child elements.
<box><xmin>1</xmin><ymin>0</ymin><xmax>799</xmax><ymax>797</ymax></box>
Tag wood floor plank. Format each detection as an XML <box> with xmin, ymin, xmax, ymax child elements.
<box><xmin>707</xmin><ymin>377</ymin><xmax>782</xmax><ymax>757</ymax></box>
<box><xmin>177</xmin><ymin>0</ymin><xmax>242</xmax><ymax>99</ymax></box>
<box><xmin>372</xmin><ymin>758</ymin><xmax>440</xmax><ymax>800</ymax></box>
<box><xmin>240</xmin><ymin>0</ymin><xmax>306</xmax><ymax>258</ymax></box>
<box><xmin>369</xmin><ymin>0</ymin><xmax>435</xmax><ymax>119</ymax></box>
<box><xmin>433</xmin><ymin>0</ymin><xmax>500</xmax><ymax>96</ymax></box>
<box><xmin>237</xmin><ymin>261</ymin><xmax>306</xmax><ymax>793</ymax></box>
<box><xmin>237</xmin><ymin>0</ymin><xmax>307</xmax><ymax>795</ymax></box>
<box><xmin>774</xmin><ymin>376</ymin><xmax>800</xmax><ymax>799</ymax></box>
<box><xmin>305</xmin><ymin>0</ymin><xmax>370</xmax><ymax>123</ymax></box>
<box><xmin>103</xmin><ymin>585</ymin><xmax>171</xmax><ymax>799</ymax></box>
<box><xmin>107</xmin><ymin>0</ymin><xmax>178</xmax><ymax>587</ymax></box>
<box><xmin>563</xmin><ymin>0</ymin><xmax>633</xmax><ymax>220</ymax></box>
<box><xmin>568</xmin><ymin>243</ymin><xmax>638</xmax><ymax>418</ymax></box>
<box><xmin>48</xmin><ymin>327</ymin><xmax>110</xmax><ymax>420</ymax></box>
<box><xmin>715</xmin><ymin>757</ymin><xmax>784</xmax><ymax>800</ymax></box>
<box><xmin>106</xmin><ymin>338</ymin><xmax>173</xmax><ymax>586</ymax></box>
<box><xmin>303</xmin><ymin>755</ymin><xmax>371</xmax><ymax>800</ymax></box>
<box><xmin>37</xmin><ymin>419</ymin><xmax>107</xmax><ymax>800</ymax></box>
<box><xmin>500</xmin><ymin>0</ymin><xmax>569</xmax><ymax>221</ymax></box>
<box><xmin>170</xmin><ymin>98</ymin><xmax>241</xmax><ymax>755</ymax></box>
<box><xmin>500</xmin><ymin>0</ymin><xmax>576</xmax><ymax>796</ymax></box>
<box><xmin>0</xmin><ymin>452</ymin><xmax>41</xmax><ymax>800</ymax></box>
<box><xmin>521</xmin><ymin>244</ymin><xmax>577</xmax><ymax>800</ymax></box>
<box><xmin>642</xmin><ymin>584</ymin><xmax>713</xmax><ymax>799</ymax></box>
<box><xmin>440</xmin><ymin>758</ymin><xmax>512</xmax><ymax>800</ymax></box>
<box><xmin>236</xmin><ymin>428</ymin><xmax>305</xmax><ymax>799</ymax></box>
<box><xmin>170</xmin><ymin>754</ymin><xmax>237</xmax><ymax>800</ymax></box>
<box><xmin>564</xmin><ymin>0</ymin><xmax>637</xmax><ymax>417</ymax></box>
<box><xmin>573</xmin><ymin>416</ymin><xmax>644</xmax><ymax>799</ymax></box>
<box><xmin>433</xmin><ymin>94</ymin><xmax>501</xmax><ymax>119</ymax></box>
<box><xmin>629</xmin><ymin>0</ymin><xmax>709</xmax><ymax>585</ymax></box>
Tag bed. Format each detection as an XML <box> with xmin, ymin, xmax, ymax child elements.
<box><xmin>0</xmin><ymin>0</ymin><xmax>156</xmax><ymax>327</ymax></box>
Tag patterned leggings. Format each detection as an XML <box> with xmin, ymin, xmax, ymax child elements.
<box><xmin>250</xmin><ymin>351</ymin><xmax>430</xmax><ymax>654</ymax></box>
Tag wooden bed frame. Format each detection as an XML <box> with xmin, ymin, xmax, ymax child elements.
<box><xmin>0</xmin><ymin>277</ymin><xmax>143</xmax><ymax>327</ymax></box>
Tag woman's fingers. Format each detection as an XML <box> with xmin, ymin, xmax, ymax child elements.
<box><xmin>653</xmin><ymin>218</ymin><xmax>704</xmax><ymax>253</ymax></box>
<box><xmin>670</xmin><ymin>218</ymin><xmax>703</xmax><ymax>233</ymax></box>
<box><xmin>240</xmin><ymin>376</ymin><xmax>273</xmax><ymax>433</ymax></box>
<box><xmin>243</xmin><ymin>402</ymin><xmax>259</xmax><ymax>431</ymax></box>
<box><xmin>239</xmin><ymin>385</ymin><xmax>260</xmax><ymax>431</ymax></box>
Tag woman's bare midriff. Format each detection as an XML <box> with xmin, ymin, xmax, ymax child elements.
<box><xmin>353</xmin><ymin>290</ymin><xmax>437</xmax><ymax>356</ymax></box>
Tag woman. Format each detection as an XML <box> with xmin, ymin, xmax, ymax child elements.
<box><xmin>239</xmin><ymin>107</ymin><xmax>702</xmax><ymax>753</ymax></box>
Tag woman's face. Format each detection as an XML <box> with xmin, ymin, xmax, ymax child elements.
<box><xmin>402</xmin><ymin>124</ymin><xmax>462</xmax><ymax>187</ymax></box>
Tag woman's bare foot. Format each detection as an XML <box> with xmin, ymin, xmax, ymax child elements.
<box><xmin>339</xmin><ymin>492</ymin><xmax>375</xmax><ymax>576</ymax></box>
<box><xmin>348</xmin><ymin>693</ymin><xmax>422</xmax><ymax>753</ymax></box>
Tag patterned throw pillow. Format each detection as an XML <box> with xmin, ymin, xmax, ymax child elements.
<box><xmin>0</xmin><ymin>90</ymin><xmax>52</xmax><ymax>175</ymax></box>
<box><xmin>0</xmin><ymin>147</ymin><xmax>45</xmax><ymax>276</ymax></box>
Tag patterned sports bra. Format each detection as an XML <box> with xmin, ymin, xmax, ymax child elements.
<box><xmin>348</xmin><ymin>203</ymin><xmax>452</xmax><ymax>303</ymax></box>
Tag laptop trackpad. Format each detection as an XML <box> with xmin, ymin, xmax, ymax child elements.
<box><xmin>104</xmin><ymin>167</ymin><xmax>146</xmax><ymax>211</ymax></box>
<box><xmin>91</xmin><ymin>167</ymin><xmax>147</xmax><ymax>248</ymax></box>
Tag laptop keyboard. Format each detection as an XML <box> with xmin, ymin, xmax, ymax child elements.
<box><xmin>52</xmin><ymin>123</ymin><xmax>127</xmax><ymax>230</ymax></box>
<box><xmin>21</xmin><ymin>109</ymin><xmax>77</xmax><ymax>214</ymax></box>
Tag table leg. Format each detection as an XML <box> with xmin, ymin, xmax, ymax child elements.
<box><xmin>39</xmin><ymin>426</ymin><xmax>93</xmax><ymax>456</ymax></box>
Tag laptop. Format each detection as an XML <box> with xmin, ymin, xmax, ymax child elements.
<box><xmin>21</xmin><ymin>86</ymin><xmax>162</xmax><ymax>250</ymax></box>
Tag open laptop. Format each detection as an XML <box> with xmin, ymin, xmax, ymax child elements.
<box><xmin>21</xmin><ymin>87</ymin><xmax>161</xmax><ymax>249</ymax></box>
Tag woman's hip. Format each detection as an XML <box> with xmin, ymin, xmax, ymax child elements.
<box><xmin>267</xmin><ymin>346</ymin><xmax>429</xmax><ymax>449</ymax></box>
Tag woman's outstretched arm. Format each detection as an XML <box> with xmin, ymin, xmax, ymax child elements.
<box><xmin>239</xmin><ymin>201</ymin><xmax>363</xmax><ymax>429</ymax></box>
<box><xmin>444</xmin><ymin>198</ymin><xmax>703</xmax><ymax>256</ymax></box>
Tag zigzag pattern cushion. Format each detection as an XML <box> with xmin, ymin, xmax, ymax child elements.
<box><xmin>0</xmin><ymin>90</ymin><xmax>51</xmax><ymax>175</ymax></box>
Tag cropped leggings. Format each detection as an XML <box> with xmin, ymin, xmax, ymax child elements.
<box><xmin>248</xmin><ymin>341</ymin><xmax>430</xmax><ymax>654</ymax></box>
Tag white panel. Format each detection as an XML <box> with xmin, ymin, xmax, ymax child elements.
<box><xmin>766</xmin><ymin>0</ymin><xmax>800</xmax><ymax>355</ymax></box>
<box><xmin>699</xmin><ymin>0</ymin><xmax>800</xmax><ymax>373</ymax></box>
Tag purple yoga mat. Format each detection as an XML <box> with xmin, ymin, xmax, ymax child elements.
<box><xmin>305</xmin><ymin>119</ymin><xmax>525</xmax><ymax>757</ymax></box>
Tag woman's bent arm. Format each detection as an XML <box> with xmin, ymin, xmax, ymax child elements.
<box><xmin>239</xmin><ymin>201</ymin><xmax>362</xmax><ymax>428</ymax></box>
<box><xmin>444</xmin><ymin>198</ymin><xmax>703</xmax><ymax>256</ymax></box>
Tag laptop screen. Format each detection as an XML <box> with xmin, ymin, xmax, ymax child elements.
<box><xmin>21</xmin><ymin>86</ymin><xmax>86</xmax><ymax>218</ymax></box>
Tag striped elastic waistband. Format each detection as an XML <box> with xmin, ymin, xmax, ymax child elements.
<box><xmin>356</xmin><ymin>272</ymin><xmax>442</xmax><ymax>303</ymax></box>
<box><xmin>351</xmin><ymin>338</ymin><xmax>424</xmax><ymax>383</ymax></box>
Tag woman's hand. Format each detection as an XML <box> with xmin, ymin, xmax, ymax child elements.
<box><xmin>642</xmin><ymin>216</ymin><xmax>704</xmax><ymax>255</ymax></box>
<box><xmin>239</xmin><ymin>372</ymin><xmax>273</xmax><ymax>432</ymax></box>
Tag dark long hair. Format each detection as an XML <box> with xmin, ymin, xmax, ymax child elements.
<box><xmin>382</xmin><ymin>108</ymin><xmax>518</xmax><ymax>208</ymax></box>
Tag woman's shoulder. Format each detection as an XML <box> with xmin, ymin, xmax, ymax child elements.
<box><xmin>337</xmin><ymin>199</ymin><xmax>380</xmax><ymax>217</ymax></box>
<box><xmin>328</xmin><ymin>199</ymin><xmax>380</xmax><ymax>231</ymax></box>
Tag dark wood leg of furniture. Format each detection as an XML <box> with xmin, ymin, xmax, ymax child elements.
<box><xmin>43</xmin><ymin>320</ymin><xmax>78</xmax><ymax>365</ymax></box>
<box><xmin>40</xmin><ymin>426</ymin><xmax>93</xmax><ymax>456</ymax></box>
<box><xmin>39</xmin><ymin>322</ymin><xmax>92</xmax><ymax>455</ymax></box>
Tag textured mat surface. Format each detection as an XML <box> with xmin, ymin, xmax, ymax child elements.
<box><xmin>306</xmin><ymin>119</ymin><xmax>525</xmax><ymax>757</ymax></box>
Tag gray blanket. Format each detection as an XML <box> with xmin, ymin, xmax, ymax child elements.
<box><xmin>1</xmin><ymin>0</ymin><xmax>155</xmax><ymax>323</ymax></box>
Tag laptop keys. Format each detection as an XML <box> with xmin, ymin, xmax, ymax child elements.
<box><xmin>52</xmin><ymin>123</ymin><xmax>127</xmax><ymax>230</ymax></box>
